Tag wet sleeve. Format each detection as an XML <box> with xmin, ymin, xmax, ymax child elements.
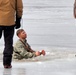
<box><xmin>14</xmin><ymin>42</ymin><xmax>36</xmax><ymax>58</ymax></box>
<box><xmin>27</xmin><ymin>43</ymin><xmax>35</xmax><ymax>53</ymax></box>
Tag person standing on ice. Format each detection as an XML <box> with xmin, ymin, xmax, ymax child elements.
<box><xmin>0</xmin><ymin>0</ymin><xmax>23</xmax><ymax>68</ymax></box>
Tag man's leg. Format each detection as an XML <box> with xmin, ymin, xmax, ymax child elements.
<box><xmin>3</xmin><ymin>26</ymin><xmax>14</xmax><ymax>67</ymax></box>
<box><xmin>0</xmin><ymin>26</ymin><xmax>3</xmax><ymax>39</ymax></box>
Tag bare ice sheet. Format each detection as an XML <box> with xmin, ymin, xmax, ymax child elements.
<box><xmin>0</xmin><ymin>55</ymin><xmax>76</xmax><ymax>75</ymax></box>
<box><xmin>0</xmin><ymin>0</ymin><xmax>76</xmax><ymax>75</ymax></box>
<box><xmin>0</xmin><ymin>47</ymin><xmax>75</xmax><ymax>75</ymax></box>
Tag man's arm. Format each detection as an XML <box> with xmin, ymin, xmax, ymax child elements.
<box><xmin>74</xmin><ymin>0</ymin><xmax>76</xmax><ymax>18</ymax></box>
<box><xmin>14</xmin><ymin>41</ymin><xmax>36</xmax><ymax>59</ymax></box>
<box><xmin>15</xmin><ymin>0</ymin><xmax>23</xmax><ymax>29</ymax></box>
<box><xmin>16</xmin><ymin>0</ymin><xmax>23</xmax><ymax>18</ymax></box>
<box><xmin>26</xmin><ymin>43</ymin><xmax>35</xmax><ymax>53</ymax></box>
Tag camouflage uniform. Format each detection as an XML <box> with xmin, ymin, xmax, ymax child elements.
<box><xmin>13</xmin><ymin>39</ymin><xmax>36</xmax><ymax>60</ymax></box>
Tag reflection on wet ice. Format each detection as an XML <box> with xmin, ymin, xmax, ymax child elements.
<box><xmin>3</xmin><ymin>68</ymin><xmax>26</xmax><ymax>75</ymax></box>
<box><xmin>3</xmin><ymin>69</ymin><xmax>12</xmax><ymax>75</ymax></box>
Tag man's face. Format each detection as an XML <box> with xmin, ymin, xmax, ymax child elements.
<box><xmin>19</xmin><ymin>31</ymin><xmax>27</xmax><ymax>39</ymax></box>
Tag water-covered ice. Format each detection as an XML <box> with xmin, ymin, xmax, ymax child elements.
<box><xmin>0</xmin><ymin>0</ymin><xmax>76</xmax><ymax>75</ymax></box>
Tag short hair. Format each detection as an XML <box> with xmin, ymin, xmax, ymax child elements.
<box><xmin>16</xmin><ymin>29</ymin><xmax>24</xmax><ymax>36</ymax></box>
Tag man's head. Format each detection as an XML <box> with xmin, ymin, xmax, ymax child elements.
<box><xmin>16</xmin><ymin>29</ymin><xmax>27</xmax><ymax>39</ymax></box>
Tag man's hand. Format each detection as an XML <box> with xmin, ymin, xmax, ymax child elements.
<box><xmin>15</xmin><ymin>14</ymin><xmax>21</xmax><ymax>29</ymax></box>
<box><xmin>35</xmin><ymin>51</ymin><xmax>41</xmax><ymax>56</ymax></box>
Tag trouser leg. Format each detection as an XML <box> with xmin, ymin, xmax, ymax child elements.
<box><xmin>3</xmin><ymin>26</ymin><xmax>14</xmax><ymax>65</ymax></box>
<box><xmin>0</xmin><ymin>27</ymin><xmax>2</xmax><ymax>39</ymax></box>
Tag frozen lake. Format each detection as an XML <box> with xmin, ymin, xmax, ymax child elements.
<box><xmin>21</xmin><ymin>0</ymin><xmax>76</xmax><ymax>48</ymax></box>
<box><xmin>0</xmin><ymin>0</ymin><xmax>76</xmax><ymax>75</ymax></box>
<box><xmin>0</xmin><ymin>0</ymin><xmax>76</xmax><ymax>60</ymax></box>
<box><xmin>0</xmin><ymin>0</ymin><xmax>76</xmax><ymax>49</ymax></box>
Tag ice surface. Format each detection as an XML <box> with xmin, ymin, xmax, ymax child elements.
<box><xmin>0</xmin><ymin>0</ymin><xmax>76</xmax><ymax>75</ymax></box>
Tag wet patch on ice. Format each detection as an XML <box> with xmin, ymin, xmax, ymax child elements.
<box><xmin>0</xmin><ymin>53</ymin><xmax>3</xmax><ymax>62</ymax></box>
<box><xmin>13</xmin><ymin>49</ymin><xmax>76</xmax><ymax>62</ymax></box>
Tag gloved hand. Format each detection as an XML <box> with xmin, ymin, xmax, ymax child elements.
<box><xmin>15</xmin><ymin>14</ymin><xmax>21</xmax><ymax>29</ymax></box>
